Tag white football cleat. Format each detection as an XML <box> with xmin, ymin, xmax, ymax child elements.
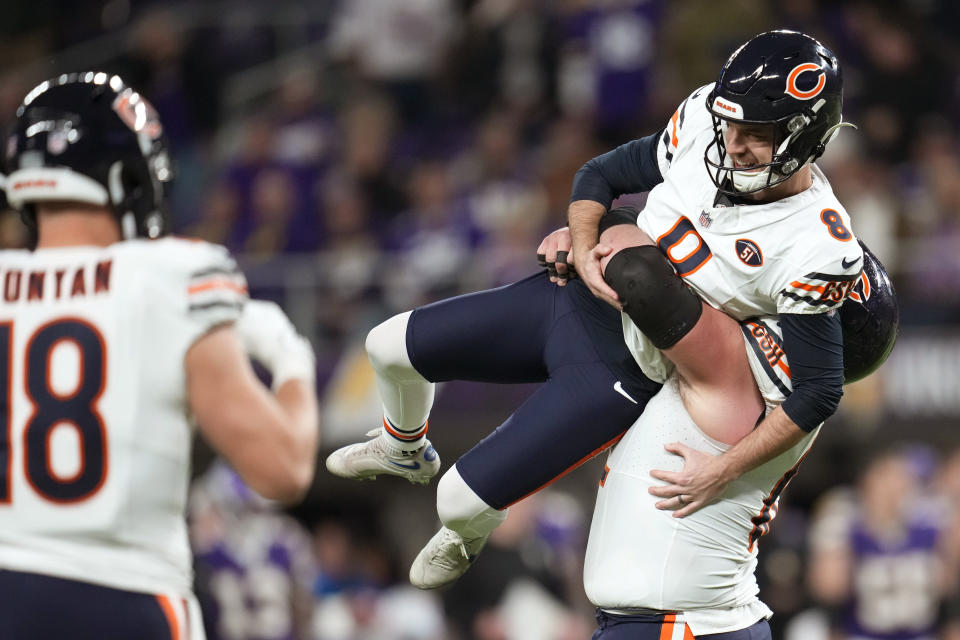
<box><xmin>409</xmin><ymin>526</ymin><xmax>488</xmax><ymax>589</ymax></box>
<box><xmin>325</xmin><ymin>430</ymin><xmax>440</xmax><ymax>485</ymax></box>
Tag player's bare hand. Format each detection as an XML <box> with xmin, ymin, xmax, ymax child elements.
<box><xmin>648</xmin><ymin>442</ymin><xmax>733</xmax><ymax>518</ymax></box>
<box><xmin>579</xmin><ymin>244</ymin><xmax>622</xmax><ymax>309</ymax></box>
<box><xmin>537</xmin><ymin>227</ymin><xmax>576</xmax><ymax>285</ymax></box>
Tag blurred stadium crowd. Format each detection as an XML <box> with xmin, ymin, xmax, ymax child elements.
<box><xmin>3</xmin><ymin>0</ymin><xmax>960</xmax><ymax>638</ymax></box>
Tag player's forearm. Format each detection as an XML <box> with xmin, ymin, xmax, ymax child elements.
<box><xmin>203</xmin><ymin>381</ymin><xmax>319</xmax><ymax>503</ymax></box>
<box><xmin>717</xmin><ymin>406</ymin><xmax>807</xmax><ymax>481</ymax></box>
<box><xmin>568</xmin><ymin>199</ymin><xmax>607</xmax><ymax>256</ymax></box>
<box><xmin>272</xmin><ymin>378</ymin><xmax>320</xmax><ymax>497</ymax></box>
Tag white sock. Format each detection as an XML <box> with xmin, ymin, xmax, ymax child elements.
<box><xmin>437</xmin><ymin>464</ymin><xmax>507</xmax><ymax>541</ymax></box>
<box><xmin>365</xmin><ymin>311</ymin><xmax>435</xmax><ymax>452</ymax></box>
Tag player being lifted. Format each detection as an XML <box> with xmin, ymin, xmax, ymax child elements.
<box><xmin>0</xmin><ymin>74</ymin><xmax>319</xmax><ymax>640</ymax></box>
<box><xmin>327</xmin><ymin>30</ymin><xmax>893</xmax><ymax>598</ymax></box>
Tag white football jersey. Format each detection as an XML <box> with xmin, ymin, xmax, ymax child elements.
<box><xmin>623</xmin><ymin>84</ymin><xmax>863</xmax><ymax>382</ymax></box>
<box><xmin>0</xmin><ymin>237</ymin><xmax>246</xmax><ymax>605</ymax></box>
<box><xmin>584</xmin><ymin>370</ymin><xmax>818</xmax><ymax>635</ymax></box>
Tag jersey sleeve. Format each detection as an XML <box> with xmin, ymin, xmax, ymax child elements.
<box><xmin>150</xmin><ymin>239</ymin><xmax>249</xmax><ymax>351</ymax></box>
<box><xmin>569</xmin><ymin>132</ymin><xmax>664</xmax><ymax>207</ymax></box>
<box><xmin>183</xmin><ymin>243</ymin><xmax>248</xmax><ymax>342</ymax></box>
<box><xmin>655</xmin><ymin>83</ymin><xmax>714</xmax><ymax>175</ymax></box>
<box><xmin>779</xmin><ymin>312</ymin><xmax>845</xmax><ymax>431</ymax></box>
<box><xmin>776</xmin><ymin>218</ymin><xmax>864</xmax><ymax>315</ymax></box>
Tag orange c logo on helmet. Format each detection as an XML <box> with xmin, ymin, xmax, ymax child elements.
<box><xmin>785</xmin><ymin>63</ymin><xmax>825</xmax><ymax>100</ymax></box>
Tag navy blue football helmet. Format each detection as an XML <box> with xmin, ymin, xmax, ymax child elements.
<box><xmin>4</xmin><ymin>72</ymin><xmax>172</xmax><ymax>239</ymax></box>
<box><xmin>704</xmin><ymin>30</ymin><xmax>851</xmax><ymax>195</ymax></box>
<box><xmin>839</xmin><ymin>240</ymin><xmax>899</xmax><ymax>383</ymax></box>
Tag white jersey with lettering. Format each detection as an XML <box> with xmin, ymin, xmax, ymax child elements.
<box><xmin>0</xmin><ymin>238</ymin><xmax>246</xmax><ymax>610</ymax></box>
<box><xmin>622</xmin><ymin>83</ymin><xmax>863</xmax><ymax>382</ymax></box>
<box><xmin>584</xmin><ymin>317</ymin><xmax>818</xmax><ymax>635</ymax></box>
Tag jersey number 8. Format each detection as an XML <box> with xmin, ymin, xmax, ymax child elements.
<box><xmin>820</xmin><ymin>208</ymin><xmax>852</xmax><ymax>241</ymax></box>
<box><xmin>0</xmin><ymin>319</ymin><xmax>108</xmax><ymax>504</ymax></box>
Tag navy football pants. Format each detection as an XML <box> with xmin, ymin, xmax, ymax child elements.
<box><xmin>592</xmin><ymin>610</ymin><xmax>771</xmax><ymax>639</ymax></box>
<box><xmin>407</xmin><ymin>271</ymin><xmax>660</xmax><ymax>509</ymax></box>
<box><xmin>0</xmin><ymin>569</ymin><xmax>185</xmax><ymax>639</ymax></box>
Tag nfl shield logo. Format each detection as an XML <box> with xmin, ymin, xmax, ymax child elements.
<box><xmin>699</xmin><ymin>211</ymin><xmax>713</xmax><ymax>228</ymax></box>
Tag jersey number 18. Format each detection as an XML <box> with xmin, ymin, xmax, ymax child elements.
<box><xmin>0</xmin><ymin>318</ymin><xmax>108</xmax><ymax>504</ymax></box>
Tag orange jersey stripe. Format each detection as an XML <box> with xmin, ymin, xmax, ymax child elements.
<box><xmin>776</xmin><ymin>358</ymin><xmax>792</xmax><ymax>378</ymax></box>
<box><xmin>659</xmin><ymin>614</ymin><xmax>677</xmax><ymax>640</ymax></box>
<box><xmin>747</xmin><ymin>433</ymin><xmax>817</xmax><ymax>551</ymax></box>
<box><xmin>669</xmin><ymin>110</ymin><xmax>680</xmax><ymax>148</ymax></box>
<box><xmin>187</xmin><ymin>280</ymin><xmax>248</xmax><ymax>296</ymax></box>
<box><xmin>156</xmin><ymin>595</ymin><xmax>181</xmax><ymax>640</ymax></box>
<box><xmin>788</xmin><ymin>281</ymin><xmax>826</xmax><ymax>294</ymax></box>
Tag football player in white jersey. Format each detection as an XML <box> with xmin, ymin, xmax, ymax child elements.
<box><xmin>0</xmin><ymin>73</ymin><xmax>319</xmax><ymax>640</ymax></box>
<box><xmin>566</xmin><ymin>30</ymin><xmax>864</xmax><ymax>521</ymax></box>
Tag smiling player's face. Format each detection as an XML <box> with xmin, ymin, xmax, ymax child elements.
<box><xmin>722</xmin><ymin>121</ymin><xmax>776</xmax><ymax>170</ymax></box>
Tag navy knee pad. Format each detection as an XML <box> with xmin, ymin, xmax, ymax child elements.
<box><xmin>603</xmin><ymin>245</ymin><xmax>702</xmax><ymax>349</ymax></box>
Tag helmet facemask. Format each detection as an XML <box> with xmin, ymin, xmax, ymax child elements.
<box><xmin>704</xmin><ymin>98</ymin><xmax>832</xmax><ymax>196</ymax></box>
<box><xmin>701</xmin><ymin>30</ymin><xmax>852</xmax><ymax>198</ymax></box>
